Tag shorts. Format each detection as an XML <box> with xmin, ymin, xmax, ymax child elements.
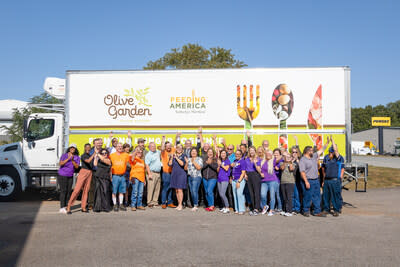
<box><xmin>112</xmin><ymin>175</ymin><xmax>127</xmax><ymax>194</ymax></box>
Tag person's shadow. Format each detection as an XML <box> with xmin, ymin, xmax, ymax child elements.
<box><xmin>343</xmin><ymin>201</ymin><xmax>357</xmax><ymax>209</ymax></box>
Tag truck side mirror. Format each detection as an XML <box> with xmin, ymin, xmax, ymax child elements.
<box><xmin>23</xmin><ymin>119</ymin><xmax>28</xmax><ymax>140</ymax></box>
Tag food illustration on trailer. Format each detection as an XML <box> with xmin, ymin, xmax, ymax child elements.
<box><xmin>271</xmin><ymin>83</ymin><xmax>294</xmax><ymax>149</ymax></box>
<box><xmin>236</xmin><ymin>84</ymin><xmax>260</xmax><ymax>130</ymax></box>
<box><xmin>308</xmin><ymin>85</ymin><xmax>323</xmax><ymax>150</ymax></box>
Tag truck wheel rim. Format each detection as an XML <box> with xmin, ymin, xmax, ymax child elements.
<box><xmin>0</xmin><ymin>175</ymin><xmax>15</xmax><ymax>196</ymax></box>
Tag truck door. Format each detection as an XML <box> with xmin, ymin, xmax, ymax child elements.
<box><xmin>23</xmin><ymin>115</ymin><xmax>61</xmax><ymax>170</ymax></box>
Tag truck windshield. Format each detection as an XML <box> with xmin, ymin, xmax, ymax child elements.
<box><xmin>26</xmin><ymin>119</ymin><xmax>55</xmax><ymax>141</ymax></box>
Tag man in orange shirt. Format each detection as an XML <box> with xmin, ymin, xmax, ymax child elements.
<box><xmin>109</xmin><ymin>143</ymin><xmax>130</xmax><ymax>211</ymax></box>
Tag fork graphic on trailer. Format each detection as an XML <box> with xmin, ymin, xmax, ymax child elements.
<box><xmin>236</xmin><ymin>84</ymin><xmax>260</xmax><ymax>137</ymax></box>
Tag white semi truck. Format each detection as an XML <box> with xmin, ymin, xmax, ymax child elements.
<box><xmin>0</xmin><ymin>67</ymin><xmax>356</xmax><ymax>201</ymax></box>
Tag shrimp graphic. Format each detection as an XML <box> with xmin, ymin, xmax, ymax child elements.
<box><xmin>236</xmin><ymin>84</ymin><xmax>260</xmax><ymax>130</ymax></box>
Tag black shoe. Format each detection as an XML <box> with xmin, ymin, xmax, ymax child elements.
<box><xmin>67</xmin><ymin>211</ymin><xmax>72</xmax><ymax>215</ymax></box>
<box><xmin>333</xmin><ymin>211</ymin><xmax>339</xmax><ymax>217</ymax></box>
<box><xmin>81</xmin><ymin>209</ymin><xmax>89</xmax><ymax>213</ymax></box>
<box><xmin>303</xmin><ymin>212</ymin><xmax>310</xmax><ymax>217</ymax></box>
<box><xmin>120</xmin><ymin>206</ymin><xmax>127</xmax><ymax>211</ymax></box>
<box><xmin>114</xmin><ymin>206</ymin><xmax>119</xmax><ymax>212</ymax></box>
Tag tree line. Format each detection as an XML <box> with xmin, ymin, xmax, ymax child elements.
<box><xmin>351</xmin><ymin>100</ymin><xmax>400</xmax><ymax>132</ymax></box>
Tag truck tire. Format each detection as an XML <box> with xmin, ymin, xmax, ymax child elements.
<box><xmin>0</xmin><ymin>167</ymin><xmax>22</xmax><ymax>201</ymax></box>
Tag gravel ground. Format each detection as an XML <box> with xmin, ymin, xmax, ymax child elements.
<box><xmin>1</xmin><ymin>188</ymin><xmax>400</xmax><ymax>267</ymax></box>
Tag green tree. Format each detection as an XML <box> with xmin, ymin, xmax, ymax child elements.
<box><xmin>351</xmin><ymin>100</ymin><xmax>400</xmax><ymax>132</ymax></box>
<box><xmin>144</xmin><ymin>43</ymin><xmax>247</xmax><ymax>70</ymax></box>
<box><xmin>1</xmin><ymin>93</ymin><xmax>62</xmax><ymax>143</ymax></box>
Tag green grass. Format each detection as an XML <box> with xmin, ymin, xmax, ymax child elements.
<box><xmin>346</xmin><ymin>166</ymin><xmax>400</xmax><ymax>189</ymax></box>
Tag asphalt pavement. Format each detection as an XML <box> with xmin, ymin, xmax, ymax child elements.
<box><xmin>1</xmin><ymin>188</ymin><xmax>400</xmax><ymax>267</ymax></box>
<box><xmin>352</xmin><ymin>155</ymin><xmax>400</xmax><ymax>169</ymax></box>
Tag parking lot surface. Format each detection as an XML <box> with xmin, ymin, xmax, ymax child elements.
<box><xmin>1</xmin><ymin>188</ymin><xmax>400</xmax><ymax>267</ymax></box>
<box><xmin>352</xmin><ymin>155</ymin><xmax>400</xmax><ymax>169</ymax></box>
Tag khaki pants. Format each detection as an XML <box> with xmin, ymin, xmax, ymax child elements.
<box><xmin>147</xmin><ymin>172</ymin><xmax>161</xmax><ymax>206</ymax></box>
<box><xmin>67</xmin><ymin>168</ymin><xmax>93</xmax><ymax>210</ymax></box>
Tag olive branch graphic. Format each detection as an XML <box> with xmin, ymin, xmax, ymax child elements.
<box><xmin>123</xmin><ymin>87</ymin><xmax>152</xmax><ymax>107</ymax></box>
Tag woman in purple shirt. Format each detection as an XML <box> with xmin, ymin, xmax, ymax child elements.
<box><xmin>58</xmin><ymin>144</ymin><xmax>80</xmax><ymax>214</ymax></box>
<box><xmin>245</xmin><ymin>146</ymin><xmax>261</xmax><ymax>215</ymax></box>
<box><xmin>256</xmin><ymin>150</ymin><xmax>279</xmax><ymax>216</ymax></box>
<box><xmin>217</xmin><ymin>150</ymin><xmax>231</xmax><ymax>214</ymax></box>
<box><xmin>230</xmin><ymin>150</ymin><xmax>246</xmax><ymax>214</ymax></box>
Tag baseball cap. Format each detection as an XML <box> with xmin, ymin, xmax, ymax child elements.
<box><xmin>329</xmin><ymin>146</ymin><xmax>335</xmax><ymax>153</ymax></box>
<box><xmin>69</xmin><ymin>143</ymin><xmax>77</xmax><ymax>149</ymax></box>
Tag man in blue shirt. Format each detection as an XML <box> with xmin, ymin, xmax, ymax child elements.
<box><xmin>321</xmin><ymin>136</ymin><xmax>344</xmax><ymax>217</ymax></box>
<box><xmin>145</xmin><ymin>142</ymin><xmax>162</xmax><ymax>208</ymax></box>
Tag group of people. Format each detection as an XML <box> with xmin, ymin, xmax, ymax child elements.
<box><xmin>58</xmin><ymin>128</ymin><xmax>344</xmax><ymax>217</ymax></box>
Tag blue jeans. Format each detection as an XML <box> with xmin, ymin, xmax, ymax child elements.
<box><xmin>292</xmin><ymin>181</ymin><xmax>301</xmax><ymax>212</ymax></box>
<box><xmin>275</xmin><ymin>183</ymin><xmax>282</xmax><ymax>210</ymax></box>
<box><xmin>244</xmin><ymin>183</ymin><xmax>251</xmax><ymax>205</ymax></box>
<box><xmin>301</xmin><ymin>178</ymin><xmax>321</xmax><ymax>214</ymax></box>
<box><xmin>322</xmin><ymin>179</ymin><xmax>341</xmax><ymax>212</ymax></box>
<box><xmin>189</xmin><ymin>176</ymin><xmax>202</xmax><ymax>206</ymax></box>
<box><xmin>161</xmin><ymin>172</ymin><xmax>173</xmax><ymax>205</ymax></box>
<box><xmin>232</xmin><ymin>179</ymin><xmax>246</xmax><ymax>212</ymax></box>
<box><xmin>260</xmin><ymin>181</ymin><xmax>278</xmax><ymax>210</ymax></box>
<box><xmin>131</xmin><ymin>179</ymin><xmax>144</xmax><ymax>207</ymax></box>
<box><xmin>337</xmin><ymin>178</ymin><xmax>343</xmax><ymax>210</ymax></box>
<box><xmin>203</xmin><ymin>178</ymin><xmax>217</xmax><ymax>207</ymax></box>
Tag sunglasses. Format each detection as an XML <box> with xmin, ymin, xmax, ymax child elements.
<box><xmin>101</xmin><ymin>152</ymin><xmax>107</xmax><ymax>155</ymax></box>
<box><xmin>227</xmin><ymin>148</ymin><xmax>233</xmax><ymax>150</ymax></box>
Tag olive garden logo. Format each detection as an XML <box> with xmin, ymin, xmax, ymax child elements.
<box><xmin>170</xmin><ymin>90</ymin><xmax>207</xmax><ymax>114</ymax></box>
<box><xmin>104</xmin><ymin>88</ymin><xmax>152</xmax><ymax>119</ymax></box>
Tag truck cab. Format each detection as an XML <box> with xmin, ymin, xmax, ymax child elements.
<box><xmin>0</xmin><ymin>113</ymin><xmax>63</xmax><ymax>201</ymax></box>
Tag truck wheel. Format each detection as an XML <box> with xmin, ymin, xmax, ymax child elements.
<box><xmin>0</xmin><ymin>167</ymin><xmax>21</xmax><ymax>201</ymax></box>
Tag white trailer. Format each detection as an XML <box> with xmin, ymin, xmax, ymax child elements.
<box><xmin>0</xmin><ymin>67</ymin><xmax>356</xmax><ymax>200</ymax></box>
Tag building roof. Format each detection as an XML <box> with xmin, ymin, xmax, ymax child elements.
<box><xmin>0</xmin><ymin>99</ymin><xmax>28</xmax><ymax>120</ymax></box>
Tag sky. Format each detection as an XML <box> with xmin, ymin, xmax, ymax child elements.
<box><xmin>0</xmin><ymin>0</ymin><xmax>399</xmax><ymax>108</ymax></box>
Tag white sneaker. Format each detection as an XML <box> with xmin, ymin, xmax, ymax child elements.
<box><xmin>191</xmin><ymin>207</ymin><xmax>198</xmax><ymax>212</ymax></box>
<box><xmin>222</xmin><ymin>208</ymin><xmax>229</xmax><ymax>214</ymax></box>
<box><xmin>59</xmin><ymin>207</ymin><xmax>67</xmax><ymax>214</ymax></box>
<box><xmin>261</xmin><ymin>205</ymin><xmax>268</xmax><ymax>215</ymax></box>
<box><xmin>267</xmin><ymin>211</ymin><xmax>274</xmax><ymax>216</ymax></box>
<box><xmin>280</xmin><ymin>211</ymin><xmax>286</xmax><ymax>216</ymax></box>
<box><xmin>285</xmin><ymin>212</ymin><xmax>293</xmax><ymax>217</ymax></box>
